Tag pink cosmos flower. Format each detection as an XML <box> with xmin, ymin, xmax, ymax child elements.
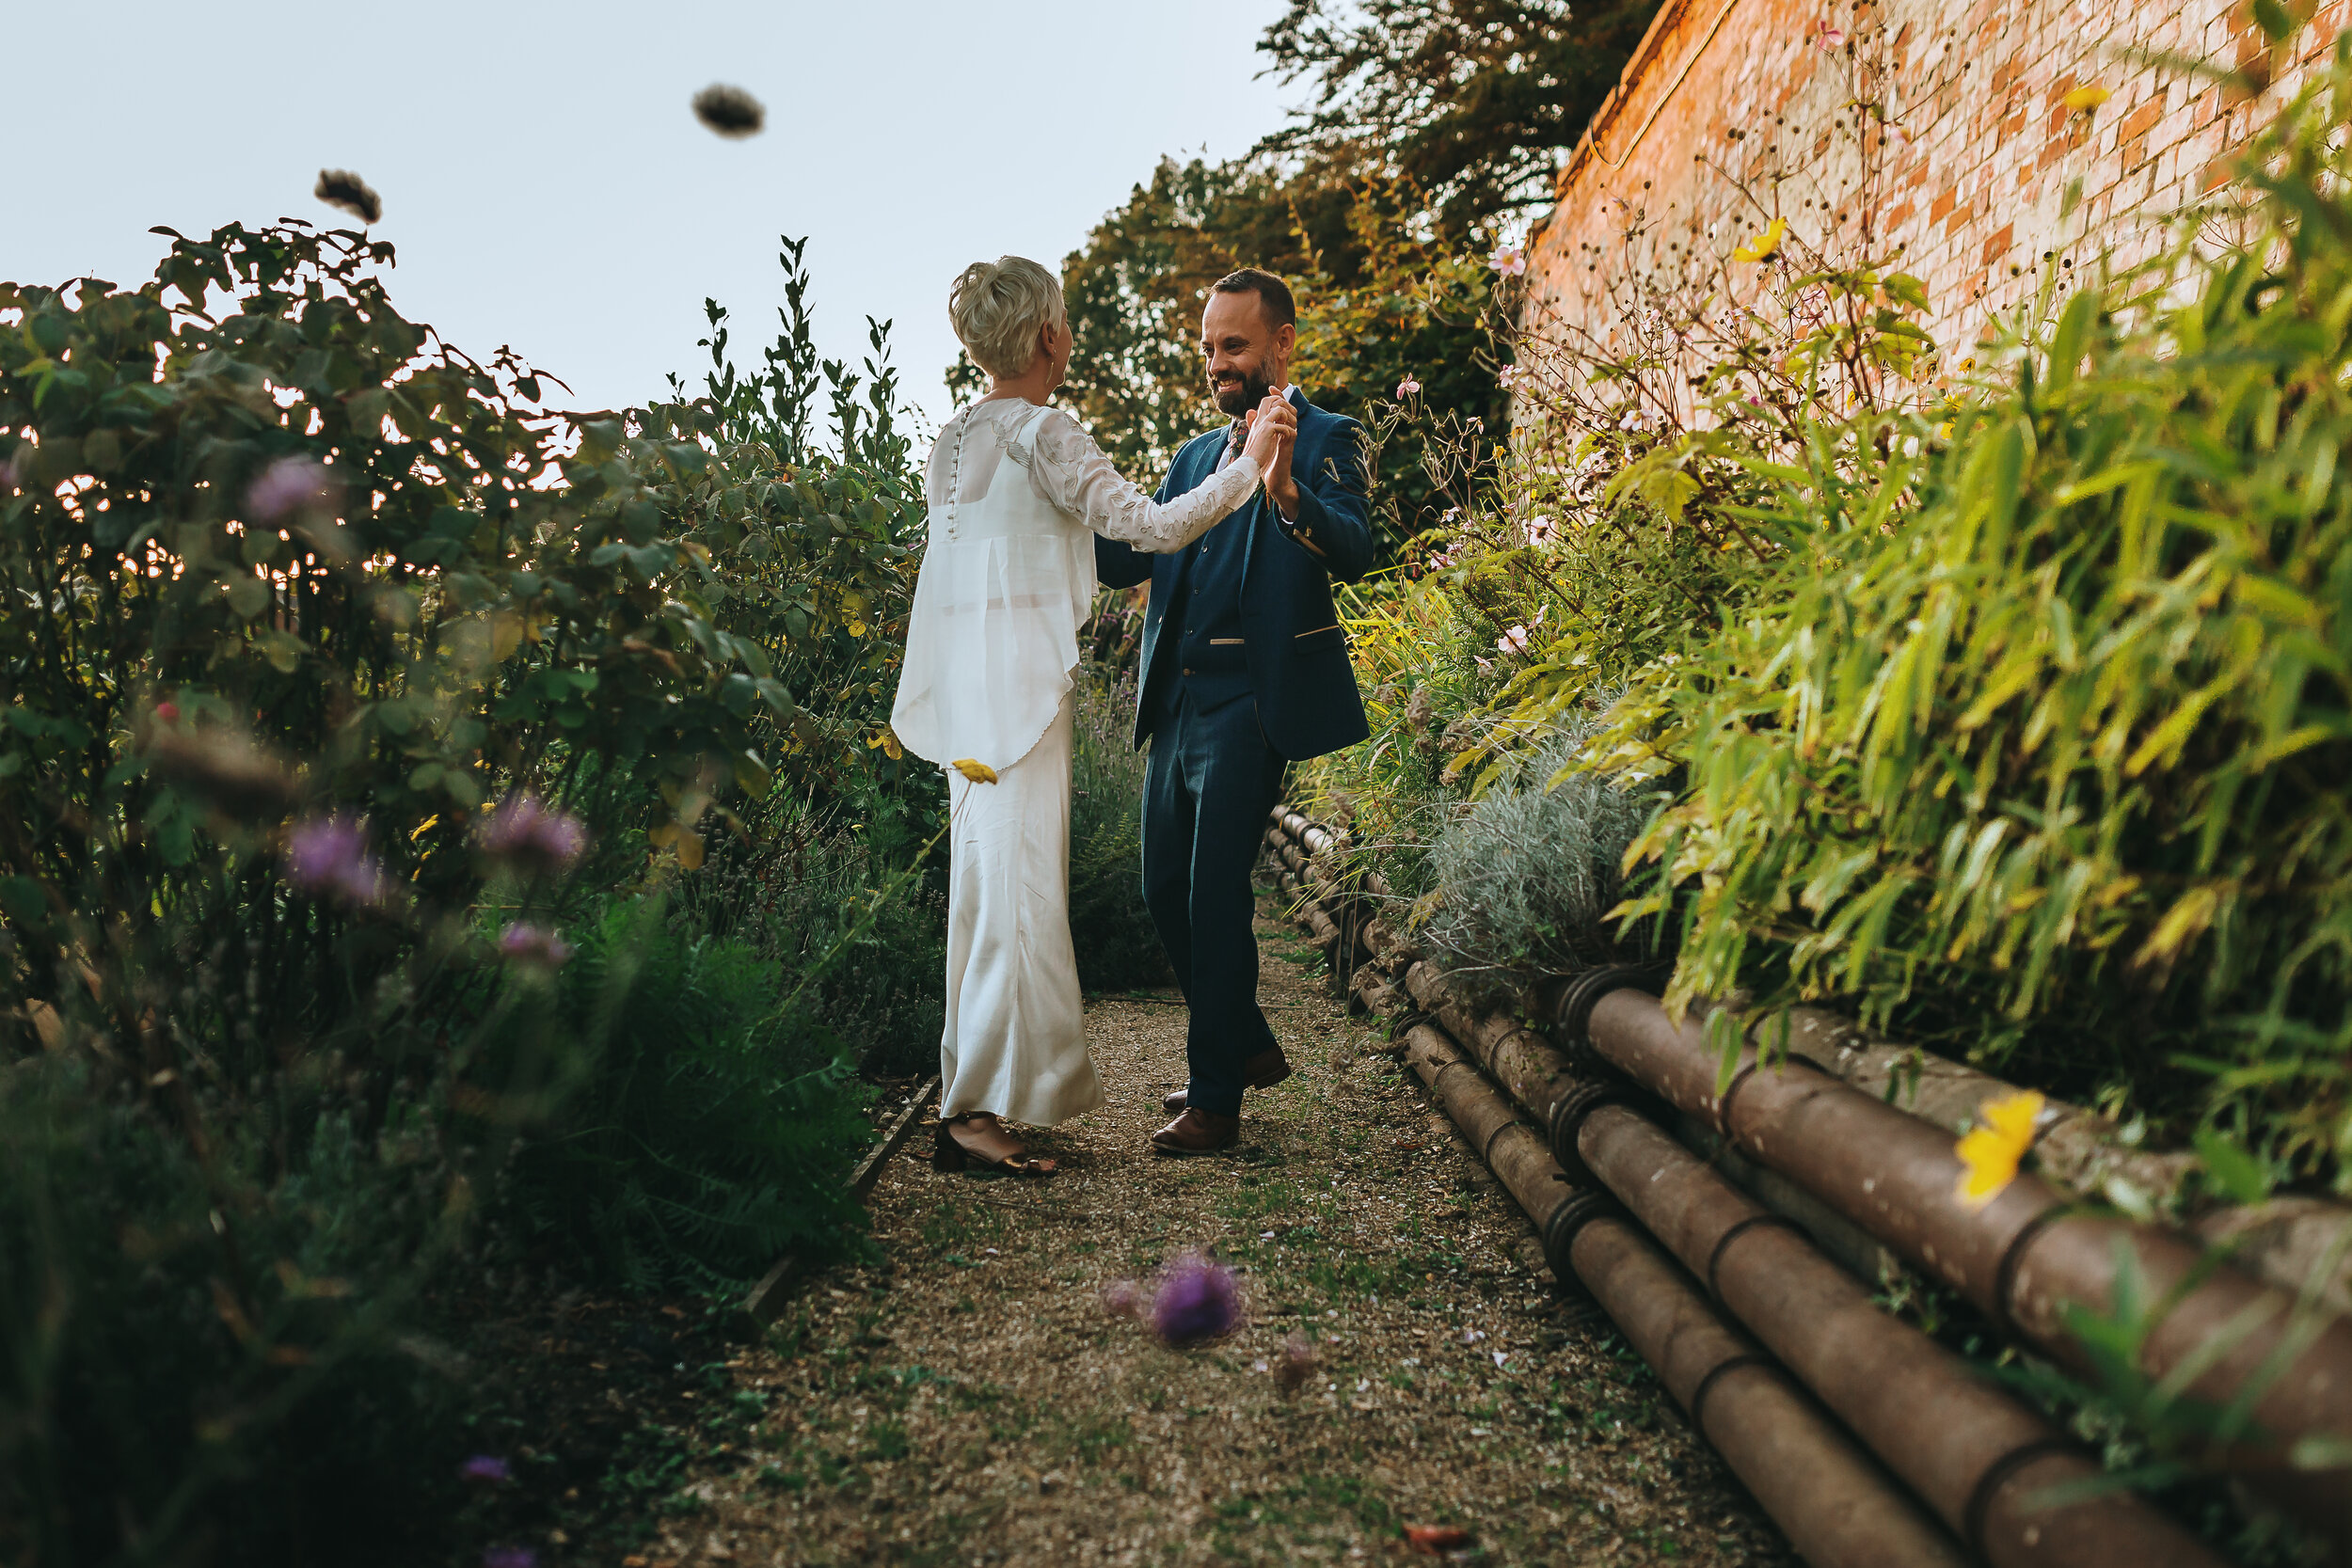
<box><xmin>1497</xmin><ymin>625</ymin><xmax>1532</xmax><ymax>656</ymax></box>
<box><xmin>1815</xmin><ymin>19</ymin><xmax>1847</xmax><ymax>46</ymax></box>
<box><xmin>1524</xmin><ymin>515</ymin><xmax>1559</xmax><ymax>547</ymax></box>
<box><xmin>1395</xmin><ymin>376</ymin><xmax>1422</xmax><ymax>399</ymax></box>
<box><xmin>246</xmin><ymin>455</ymin><xmax>340</xmax><ymax>524</ymax></box>
<box><xmin>1488</xmin><ymin>243</ymin><xmax>1528</xmax><ymax>277</ymax></box>
<box><xmin>1496</xmin><ymin>365</ymin><xmax>1521</xmax><ymax>390</ymax></box>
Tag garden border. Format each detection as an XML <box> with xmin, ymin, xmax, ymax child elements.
<box><xmin>1261</xmin><ymin>803</ymin><xmax>2348</xmax><ymax>1564</ymax></box>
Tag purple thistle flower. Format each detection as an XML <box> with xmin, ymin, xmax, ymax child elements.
<box><xmin>285</xmin><ymin>815</ymin><xmax>389</xmax><ymax>906</ymax></box>
<box><xmin>482</xmin><ymin>1550</ymin><xmax>536</xmax><ymax>1568</ymax></box>
<box><xmin>1150</xmin><ymin>1251</ymin><xmax>1242</xmax><ymax>1347</ymax></box>
<box><xmin>459</xmin><ymin>1453</ymin><xmax>511</xmax><ymax>1485</ymax></box>
<box><xmin>246</xmin><ymin>455</ymin><xmax>340</xmax><ymax>525</ymax></box>
<box><xmin>1273</xmin><ymin>1330</ymin><xmax>1318</xmax><ymax>1395</ymax></box>
<box><xmin>476</xmin><ymin>794</ymin><xmax>588</xmax><ymax>877</ymax></box>
<box><xmin>498</xmin><ymin>923</ymin><xmax>574</xmax><ymax>970</ymax></box>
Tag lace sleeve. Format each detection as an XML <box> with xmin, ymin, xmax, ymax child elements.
<box><xmin>1022</xmin><ymin>409</ymin><xmax>1261</xmax><ymax>552</ymax></box>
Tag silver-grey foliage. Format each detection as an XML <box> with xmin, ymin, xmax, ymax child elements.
<box><xmin>1424</xmin><ymin>718</ymin><xmax>1657</xmax><ymax>974</ymax></box>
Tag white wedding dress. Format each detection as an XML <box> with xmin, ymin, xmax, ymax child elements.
<box><xmin>891</xmin><ymin>398</ymin><xmax>1263</xmax><ymax>1125</ymax></box>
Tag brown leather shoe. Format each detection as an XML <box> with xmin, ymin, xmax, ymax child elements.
<box><xmin>1160</xmin><ymin>1046</ymin><xmax>1294</xmax><ymax>1116</ymax></box>
<box><xmin>1150</xmin><ymin>1107</ymin><xmax>1240</xmax><ymax>1154</ymax></box>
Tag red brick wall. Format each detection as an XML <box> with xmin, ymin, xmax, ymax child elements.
<box><xmin>1523</xmin><ymin>0</ymin><xmax>2343</xmax><ymax>365</ymax></box>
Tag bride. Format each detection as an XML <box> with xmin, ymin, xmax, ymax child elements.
<box><xmin>890</xmin><ymin>256</ymin><xmax>1293</xmax><ymax>1175</ymax></box>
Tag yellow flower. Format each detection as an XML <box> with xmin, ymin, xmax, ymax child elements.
<box><xmin>867</xmin><ymin>729</ymin><xmax>903</xmax><ymax>760</ymax></box>
<box><xmin>1955</xmin><ymin>1090</ymin><xmax>2045</xmax><ymax>1207</ymax></box>
<box><xmin>2062</xmin><ymin>85</ymin><xmax>2111</xmax><ymax>112</ymax></box>
<box><xmin>950</xmin><ymin>758</ymin><xmax>998</xmax><ymax>784</ymax></box>
<box><xmin>1733</xmin><ymin>217</ymin><xmax>1788</xmax><ymax>263</ymax></box>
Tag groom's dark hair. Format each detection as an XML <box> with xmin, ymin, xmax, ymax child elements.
<box><xmin>1210</xmin><ymin>268</ymin><xmax>1295</xmax><ymax>329</ymax></box>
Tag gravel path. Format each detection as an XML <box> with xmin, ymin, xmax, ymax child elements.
<box><xmin>652</xmin><ymin>910</ymin><xmax>1794</xmax><ymax>1567</ymax></box>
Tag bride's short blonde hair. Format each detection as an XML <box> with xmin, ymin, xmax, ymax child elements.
<box><xmin>948</xmin><ymin>256</ymin><xmax>1065</xmax><ymax>379</ymax></box>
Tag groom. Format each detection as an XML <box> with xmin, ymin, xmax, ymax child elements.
<box><xmin>1097</xmin><ymin>268</ymin><xmax>1375</xmax><ymax>1155</ymax></box>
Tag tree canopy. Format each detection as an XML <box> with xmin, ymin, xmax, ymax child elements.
<box><xmin>1255</xmin><ymin>0</ymin><xmax>1662</xmax><ymax>232</ymax></box>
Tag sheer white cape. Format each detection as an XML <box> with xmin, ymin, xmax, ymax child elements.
<box><xmin>890</xmin><ymin>398</ymin><xmax>1262</xmax><ymax>774</ymax></box>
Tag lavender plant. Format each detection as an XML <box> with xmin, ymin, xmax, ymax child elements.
<box><xmin>1422</xmin><ymin>716</ymin><xmax>1661</xmax><ymax>975</ymax></box>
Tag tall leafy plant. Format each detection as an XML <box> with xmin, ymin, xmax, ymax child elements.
<box><xmin>1607</xmin><ymin>38</ymin><xmax>2352</xmax><ymax>1173</ymax></box>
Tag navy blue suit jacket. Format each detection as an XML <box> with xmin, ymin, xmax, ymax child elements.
<box><xmin>1096</xmin><ymin>391</ymin><xmax>1375</xmax><ymax>760</ymax></box>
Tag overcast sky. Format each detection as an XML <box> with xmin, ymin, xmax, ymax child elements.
<box><xmin>5</xmin><ymin>0</ymin><xmax>1297</xmax><ymax>434</ymax></box>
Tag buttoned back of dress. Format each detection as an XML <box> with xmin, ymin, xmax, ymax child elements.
<box><xmin>892</xmin><ymin>396</ymin><xmax>1266</xmax><ymax>776</ymax></box>
<box><xmin>892</xmin><ymin>403</ymin><xmax>1095</xmax><ymax>776</ymax></box>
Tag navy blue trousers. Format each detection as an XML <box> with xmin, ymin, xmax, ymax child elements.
<box><xmin>1141</xmin><ymin>684</ymin><xmax>1287</xmax><ymax>1117</ymax></box>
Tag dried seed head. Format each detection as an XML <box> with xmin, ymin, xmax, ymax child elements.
<box><xmin>1273</xmin><ymin>1330</ymin><xmax>1318</xmax><ymax>1394</ymax></box>
<box><xmin>1404</xmin><ymin>1523</ymin><xmax>1474</xmax><ymax>1555</ymax></box>
<box><xmin>144</xmin><ymin>717</ymin><xmax>300</xmax><ymax>818</ymax></box>
<box><xmin>692</xmin><ymin>84</ymin><xmax>766</xmax><ymax>138</ymax></box>
<box><xmin>314</xmin><ymin>169</ymin><xmax>382</xmax><ymax>226</ymax></box>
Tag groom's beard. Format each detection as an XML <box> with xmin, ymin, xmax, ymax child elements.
<box><xmin>1212</xmin><ymin>368</ymin><xmax>1274</xmax><ymax>418</ymax></box>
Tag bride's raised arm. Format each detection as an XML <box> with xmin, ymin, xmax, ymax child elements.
<box><xmin>1019</xmin><ymin>407</ymin><xmax>1262</xmax><ymax>552</ymax></box>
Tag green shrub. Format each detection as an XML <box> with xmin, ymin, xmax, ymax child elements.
<box><xmin>674</xmin><ymin>814</ymin><xmax>947</xmax><ymax>1082</ymax></box>
<box><xmin>0</xmin><ymin>1057</ymin><xmax>469</xmax><ymax>1568</ymax></box>
<box><xmin>0</xmin><ymin>220</ymin><xmax>923</xmax><ymax>1564</ymax></box>
<box><xmin>494</xmin><ymin>897</ymin><xmax>874</xmax><ymax>1291</ymax></box>
<box><xmin>1601</xmin><ymin>42</ymin><xmax>2352</xmax><ymax>1176</ymax></box>
<box><xmin>1070</xmin><ymin>670</ymin><xmax>1168</xmax><ymax>992</ymax></box>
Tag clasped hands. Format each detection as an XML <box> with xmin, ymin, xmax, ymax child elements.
<box><xmin>1238</xmin><ymin>393</ymin><xmax>1300</xmax><ymax>519</ymax></box>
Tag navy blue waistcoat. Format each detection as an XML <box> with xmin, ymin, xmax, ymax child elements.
<box><xmin>1096</xmin><ymin>391</ymin><xmax>1375</xmax><ymax>761</ymax></box>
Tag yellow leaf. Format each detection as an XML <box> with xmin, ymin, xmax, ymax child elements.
<box><xmin>1955</xmin><ymin>1090</ymin><xmax>2044</xmax><ymax>1207</ymax></box>
<box><xmin>950</xmin><ymin>758</ymin><xmax>998</xmax><ymax>784</ymax></box>
<box><xmin>2062</xmin><ymin>85</ymin><xmax>2111</xmax><ymax>111</ymax></box>
<box><xmin>882</xmin><ymin>729</ymin><xmax>902</xmax><ymax>760</ymax></box>
<box><xmin>1733</xmin><ymin>217</ymin><xmax>1788</xmax><ymax>263</ymax></box>
<box><xmin>675</xmin><ymin>831</ymin><xmax>705</xmax><ymax>870</ymax></box>
<box><xmin>2133</xmin><ymin>882</ymin><xmax>2225</xmax><ymax>968</ymax></box>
